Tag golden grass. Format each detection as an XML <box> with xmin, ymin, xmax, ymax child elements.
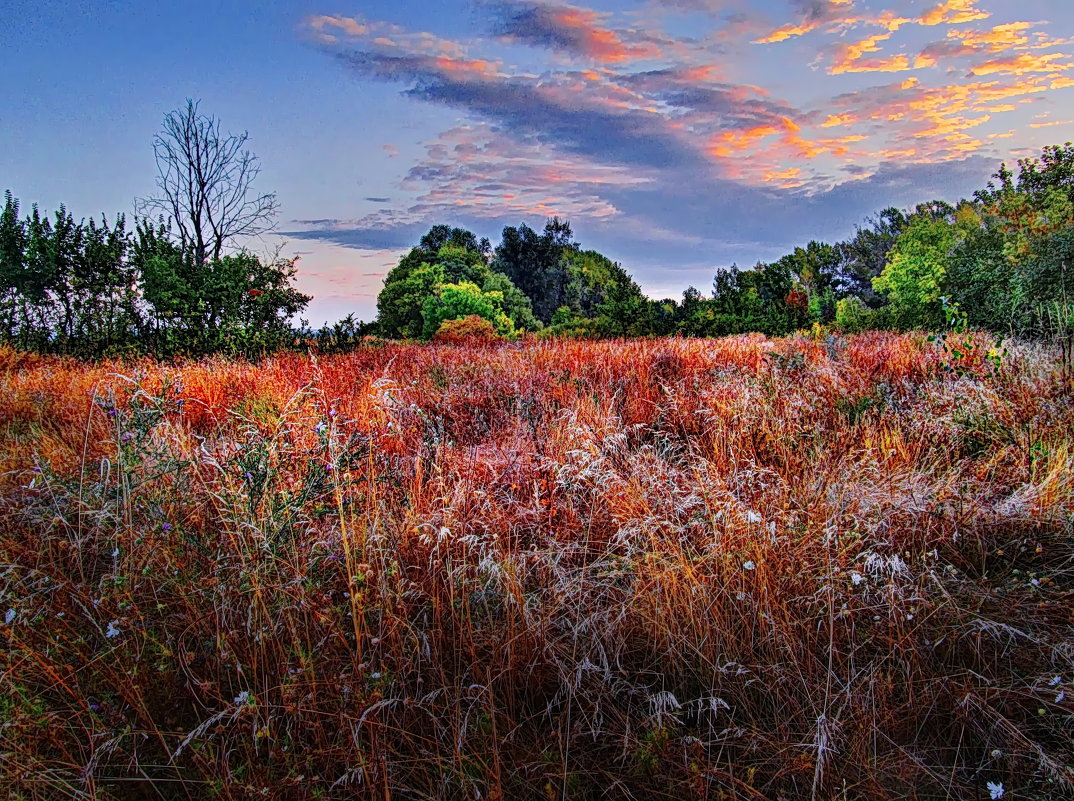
<box><xmin>1</xmin><ymin>332</ymin><xmax>1072</xmax><ymax>800</ymax></box>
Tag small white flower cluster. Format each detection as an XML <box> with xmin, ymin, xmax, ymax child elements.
<box><xmin>986</xmin><ymin>780</ymin><xmax>1004</xmax><ymax>799</ymax></box>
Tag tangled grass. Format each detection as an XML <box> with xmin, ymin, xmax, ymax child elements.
<box><xmin>1</xmin><ymin>332</ymin><xmax>1072</xmax><ymax>800</ymax></box>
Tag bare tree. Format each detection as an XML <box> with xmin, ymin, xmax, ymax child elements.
<box><xmin>138</xmin><ymin>100</ymin><xmax>279</xmax><ymax>265</ymax></box>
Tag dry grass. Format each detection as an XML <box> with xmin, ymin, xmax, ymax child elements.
<box><xmin>1</xmin><ymin>332</ymin><xmax>1072</xmax><ymax>800</ymax></box>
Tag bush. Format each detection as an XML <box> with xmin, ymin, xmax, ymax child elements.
<box><xmin>432</xmin><ymin>314</ymin><xmax>500</xmax><ymax>343</ymax></box>
<box><xmin>835</xmin><ymin>296</ymin><xmax>874</xmax><ymax>333</ymax></box>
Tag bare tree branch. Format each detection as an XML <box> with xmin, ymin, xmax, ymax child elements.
<box><xmin>136</xmin><ymin>100</ymin><xmax>279</xmax><ymax>265</ymax></box>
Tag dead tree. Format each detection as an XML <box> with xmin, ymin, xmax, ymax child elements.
<box><xmin>137</xmin><ymin>100</ymin><xmax>279</xmax><ymax>264</ymax></box>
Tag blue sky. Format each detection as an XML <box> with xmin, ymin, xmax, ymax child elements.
<box><xmin>4</xmin><ymin>0</ymin><xmax>1073</xmax><ymax>323</ymax></box>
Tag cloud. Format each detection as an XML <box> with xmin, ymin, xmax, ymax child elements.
<box><xmin>493</xmin><ymin>1</ymin><xmax>663</xmax><ymax>63</ymax></box>
<box><xmin>829</xmin><ymin>30</ymin><xmax>936</xmax><ymax>74</ymax></box>
<box><xmin>970</xmin><ymin>52</ymin><xmax>1074</xmax><ymax>77</ymax></box>
<box><xmin>918</xmin><ymin>0</ymin><xmax>990</xmax><ymax>27</ymax></box>
<box><xmin>295</xmin><ymin>0</ymin><xmax>1074</xmax><ymax>305</ymax></box>
<box><xmin>754</xmin><ymin>0</ymin><xmax>858</xmax><ymax>44</ymax></box>
<box><xmin>330</xmin><ymin>49</ymin><xmax>711</xmax><ymax>173</ymax></box>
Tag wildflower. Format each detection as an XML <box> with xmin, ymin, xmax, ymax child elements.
<box><xmin>235</xmin><ymin>690</ymin><xmax>250</xmax><ymax>705</ymax></box>
<box><xmin>325</xmin><ymin>463</ymin><xmax>334</xmax><ymax>472</ymax></box>
<box><xmin>850</xmin><ymin>572</ymin><xmax>864</xmax><ymax>586</ymax></box>
<box><xmin>162</xmin><ymin>523</ymin><xmax>172</xmax><ymax>531</ymax></box>
<box><xmin>1057</xmin><ymin>691</ymin><xmax>1066</xmax><ymax>703</ymax></box>
<box><xmin>1049</xmin><ymin>675</ymin><xmax>1062</xmax><ymax>686</ymax></box>
<box><xmin>105</xmin><ymin>620</ymin><xmax>121</xmax><ymax>639</ymax></box>
<box><xmin>743</xmin><ymin>560</ymin><xmax>756</xmax><ymax>571</ymax></box>
<box><xmin>987</xmin><ymin>781</ymin><xmax>1004</xmax><ymax>799</ymax></box>
<box><xmin>315</xmin><ymin>421</ymin><xmax>327</xmax><ymax>434</ymax></box>
<box><xmin>4</xmin><ymin>608</ymin><xmax>14</xmax><ymax>624</ymax></box>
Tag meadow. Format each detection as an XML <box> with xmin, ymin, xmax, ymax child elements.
<box><xmin>1</xmin><ymin>332</ymin><xmax>1072</xmax><ymax>800</ymax></box>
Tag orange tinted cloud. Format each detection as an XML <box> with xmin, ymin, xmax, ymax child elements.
<box><xmin>947</xmin><ymin>21</ymin><xmax>1033</xmax><ymax>51</ymax></box>
<box><xmin>971</xmin><ymin>52</ymin><xmax>1074</xmax><ymax>76</ymax></box>
<box><xmin>918</xmin><ymin>0</ymin><xmax>990</xmax><ymax>27</ymax></box>
<box><xmin>708</xmin><ymin>123</ymin><xmax>783</xmax><ymax>157</ymax></box>
<box><xmin>1029</xmin><ymin>118</ymin><xmax>1074</xmax><ymax>128</ymax></box>
<box><xmin>548</xmin><ymin>8</ymin><xmax>662</xmax><ymax>63</ymax></box>
<box><xmin>307</xmin><ymin>14</ymin><xmax>369</xmax><ymax>41</ymax></box>
<box><xmin>753</xmin><ymin>0</ymin><xmax>859</xmax><ymax>44</ymax></box>
<box><xmin>431</xmin><ymin>56</ymin><xmax>499</xmax><ymax>78</ymax></box>
<box><xmin>829</xmin><ymin>31</ymin><xmax>937</xmax><ymax>74</ymax></box>
<box><xmin>754</xmin><ymin>21</ymin><xmax>825</xmax><ymax>45</ymax></box>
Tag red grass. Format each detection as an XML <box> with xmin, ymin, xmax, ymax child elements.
<box><xmin>1</xmin><ymin>333</ymin><xmax>1073</xmax><ymax>800</ymax></box>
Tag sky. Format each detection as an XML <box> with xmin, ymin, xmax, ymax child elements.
<box><xmin>3</xmin><ymin>0</ymin><xmax>1073</xmax><ymax>324</ymax></box>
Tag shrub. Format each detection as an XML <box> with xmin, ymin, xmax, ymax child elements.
<box><xmin>432</xmin><ymin>314</ymin><xmax>500</xmax><ymax>343</ymax></box>
<box><xmin>835</xmin><ymin>296</ymin><xmax>874</xmax><ymax>332</ymax></box>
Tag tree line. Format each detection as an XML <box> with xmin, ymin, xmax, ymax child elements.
<box><xmin>4</xmin><ymin>97</ymin><xmax>1073</xmax><ymax>358</ymax></box>
<box><xmin>0</xmin><ymin>100</ymin><xmax>310</xmax><ymax>359</ymax></box>
<box><xmin>0</xmin><ymin>195</ymin><xmax>309</xmax><ymax>358</ymax></box>
<box><xmin>376</xmin><ymin>142</ymin><xmax>1074</xmax><ymax>345</ymax></box>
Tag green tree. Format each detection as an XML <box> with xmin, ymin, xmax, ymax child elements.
<box><xmin>492</xmin><ymin>218</ymin><xmax>576</xmax><ymax>323</ymax></box>
<box><xmin>421</xmin><ymin>281</ymin><xmax>513</xmax><ymax>340</ymax></box>
<box><xmin>0</xmin><ymin>191</ymin><xmax>28</xmax><ymax>341</ymax></box>
<box><xmin>837</xmin><ymin>207</ymin><xmax>908</xmax><ymax>307</ymax></box>
<box><xmin>872</xmin><ymin>211</ymin><xmax>957</xmax><ymax>328</ymax></box>
<box><xmin>377</xmin><ymin>226</ymin><xmax>539</xmax><ymax>338</ymax></box>
<box><xmin>482</xmin><ymin>271</ymin><xmax>538</xmax><ymax>332</ymax></box>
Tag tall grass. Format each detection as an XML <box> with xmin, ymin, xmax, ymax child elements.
<box><xmin>1</xmin><ymin>333</ymin><xmax>1072</xmax><ymax>800</ymax></box>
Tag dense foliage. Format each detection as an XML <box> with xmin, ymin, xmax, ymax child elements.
<box><xmin>0</xmin><ymin>192</ymin><xmax>310</xmax><ymax>358</ymax></box>
<box><xmin>2</xmin><ymin>335</ymin><xmax>1072</xmax><ymax>799</ymax></box>
<box><xmin>376</xmin><ymin>219</ymin><xmax>651</xmax><ymax>340</ymax></box>
<box><xmin>374</xmin><ymin>143</ymin><xmax>1074</xmax><ymax>347</ymax></box>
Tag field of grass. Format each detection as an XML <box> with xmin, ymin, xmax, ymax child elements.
<box><xmin>1</xmin><ymin>332</ymin><xmax>1073</xmax><ymax>800</ymax></box>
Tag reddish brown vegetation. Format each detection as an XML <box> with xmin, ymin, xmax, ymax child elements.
<box><xmin>1</xmin><ymin>333</ymin><xmax>1072</xmax><ymax>800</ymax></box>
<box><xmin>432</xmin><ymin>314</ymin><xmax>500</xmax><ymax>344</ymax></box>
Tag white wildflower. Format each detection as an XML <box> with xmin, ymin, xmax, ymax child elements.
<box><xmin>850</xmin><ymin>572</ymin><xmax>864</xmax><ymax>586</ymax></box>
<box><xmin>987</xmin><ymin>780</ymin><xmax>1004</xmax><ymax>799</ymax></box>
<box><xmin>105</xmin><ymin>620</ymin><xmax>121</xmax><ymax>639</ymax></box>
<box><xmin>1057</xmin><ymin>691</ymin><xmax>1066</xmax><ymax>703</ymax></box>
<box><xmin>234</xmin><ymin>690</ymin><xmax>250</xmax><ymax>705</ymax></box>
<box><xmin>743</xmin><ymin>560</ymin><xmax>756</xmax><ymax>571</ymax></box>
<box><xmin>4</xmin><ymin>608</ymin><xmax>14</xmax><ymax>624</ymax></box>
<box><xmin>1049</xmin><ymin>675</ymin><xmax>1062</xmax><ymax>686</ymax></box>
